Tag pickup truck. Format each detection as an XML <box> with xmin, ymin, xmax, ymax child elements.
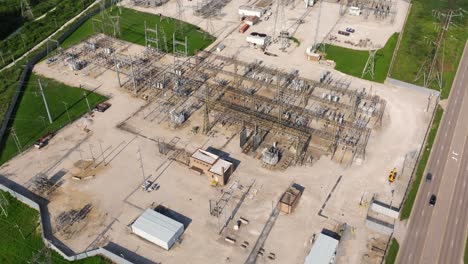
<box><xmin>34</xmin><ymin>133</ymin><xmax>54</xmax><ymax>149</ymax></box>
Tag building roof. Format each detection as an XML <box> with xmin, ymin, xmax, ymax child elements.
<box><xmin>209</xmin><ymin>158</ymin><xmax>232</xmax><ymax>175</ymax></box>
<box><xmin>280</xmin><ymin>187</ymin><xmax>301</xmax><ymax>205</ymax></box>
<box><xmin>304</xmin><ymin>233</ymin><xmax>339</xmax><ymax>264</ymax></box>
<box><xmin>191</xmin><ymin>149</ymin><xmax>219</xmax><ymax>165</ymax></box>
<box><xmin>132</xmin><ymin>209</ymin><xmax>184</xmax><ymax>245</ymax></box>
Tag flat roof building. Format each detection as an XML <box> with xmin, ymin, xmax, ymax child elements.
<box><xmin>189</xmin><ymin>149</ymin><xmax>234</xmax><ymax>186</ymax></box>
<box><xmin>304</xmin><ymin>231</ymin><xmax>339</xmax><ymax>264</ymax></box>
<box><xmin>131</xmin><ymin>209</ymin><xmax>184</xmax><ymax>250</ymax></box>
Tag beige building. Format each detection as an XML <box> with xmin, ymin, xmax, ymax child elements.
<box><xmin>279</xmin><ymin>185</ymin><xmax>302</xmax><ymax>214</ymax></box>
<box><xmin>189</xmin><ymin>149</ymin><xmax>233</xmax><ymax>186</ymax></box>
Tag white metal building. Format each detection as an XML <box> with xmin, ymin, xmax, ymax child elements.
<box><xmin>304</xmin><ymin>0</ymin><xmax>315</xmax><ymax>7</ymax></box>
<box><xmin>238</xmin><ymin>5</ymin><xmax>266</xmax><ymax>17</ymax></box>
<box><xmin>131</xmin><ymin>209</ymin><xmax>184</xmax><ymax>250</ymax></box>
<box><xmin>304</xmin><ymin>232</ymin><xmax>339</xmax><ymax>264</ymax></box>
<box><xmin>246</xmin><ymin>35</ymin><xmax>269</xmax><ymax>46</ymax></box>
<box><xmin>349</xmin><ymin>6</ymin><xmax>362</xmax><ymax>16</ymax></box>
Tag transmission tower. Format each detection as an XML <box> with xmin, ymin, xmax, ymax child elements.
<box><xmin>20</xmin><ymin>0</ymin><xmax>34</xmax><ymax>19</ymax></box>
<box><xmin>202</xmin><ymin>85</ymin><xmax>211</xmax><ymax>135</ymax></box>
<box><xmin>205</xmin><ymin>15</ymin><xmax>215</xmax><ymax>40</ymax></box>
<box><xmin>362</xmin><ymin>48</ymin><xmax>378</xmax><ymax>79</ymax></box>
<box><xmin>0</xmin><ymin>192</ymin><xmax>9</xmax><ymax>217</ymax></box>
<box><xmin>272</xmin><ymin>0</ymin><xmax>281</xmax><ymax>42</ymax></box>
<box><xmin>415</xmin><ymin>9</ymin><xmax>465</xmax><ymax>90</ymax></box>
<box><xmin>175</xmin><ymin>0</ymin><xmax>186</xmax><ymax>36</ymax></box>
<box><xmin>145</xmin><ymin>21</ymin><xmax>160</xmax><ymax>51</ymax></box>
<box><xmin>110</xmin><ymin>0</ymin><xmax>122</xmax><ymax>14</ymax></box>
<box><xmin>29</xmin><ymin>247</ymin><xmax>52</xmax><ymax>264</ymax></box>
<box><xmin>313</xmin><ymin>0</ymin><xmax>323</xmax><ymax>51</ymax></box>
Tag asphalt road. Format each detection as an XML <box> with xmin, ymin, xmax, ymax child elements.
<box><xmin>397</xmin><ymin>42</ymin><xmax>468</xmax><ymax>264</ymax></box>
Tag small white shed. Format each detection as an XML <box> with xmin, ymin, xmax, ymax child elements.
<box><xmin>238</xmin><ymin>5</ymin><xmax>266</xmax><ymax>17</ymax></box>
<box><xmin>131</xmin><ymin>209</ymin><xmax>184</xmax><ymax>250</ymax></box>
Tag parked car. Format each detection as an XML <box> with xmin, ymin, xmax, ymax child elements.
<box><xmin>94</xmin><ymin>102</ymin><xmax>111</xmax><ymax>112</ymax></box>
<box><xmin>141</xmin><ymin>180</ymin><xmax>151</xmax><ymax>190</ymax></box>
<box><xmin>338</xmin><ymin>30</ymin><xmax>350</xmax><ymax>36</ymax></box>
<box><xmin>46</xmin><ymin>57</ymin><xmax>57</xmax><ymax>64</ymax></box>
<box><xmin>150</xmin><ymin>183</ymin><xmax>160</xmax><ymax>191</ymax></box>
<box><xmin>429</xmin><ymin>194</ymin><xmax>437</xmax><ymax>206</ymax></box>
<box><xmin>34</xmin><ymin>133</ymin><xmax>54</xmax><ymax>149</ymax></box>
<box><xmin>346</xmin><ymin>27</ymin><xmax>355</xmax><ymax>33</ymax></box>
<box><xmin>426</xmin><ymin>173</ymin><xmax>433</xmax><ymax>182</ymax></box>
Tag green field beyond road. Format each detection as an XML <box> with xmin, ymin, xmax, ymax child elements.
<box><xmin>390</xmin><ymin>0</ymin><xmax>468</xmax><ymax>98</ymax></box>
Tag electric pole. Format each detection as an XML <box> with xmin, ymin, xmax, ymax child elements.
<box><xmin>62</xmin><ymin>101</ymin><xmax>71</xmax><ymax>122</ymax></box>
<box><xmin>38</xmin><ymin>79</ymin><xmax>53</xmax><ymax>124</ymax></box>
<box><xmin>11</xmin><ymin>128</ymin><xmax>22</xmax><ymax>154</ymax></box>
<box><xmin>83</xmin><ymin>91</ymin><xmax>91</xmax><ymax>112</ymax></box>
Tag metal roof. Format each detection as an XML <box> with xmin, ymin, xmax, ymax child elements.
<box><xmin>209</xmin><ymin>159</ymin><xmax>232</xmax><ymax>175</ymax></box>
<box><xmin>304</xmin><ymin>233</ymin><xmax>339</xmax><ymax>264</ymax></box>
<box><xmin>132</xmin><ymin>209</ymin><xmax>184</xmax><ymax>248</ymax></box>
<box><xmin>191</xmin><ymin>149</ymin><xmax>218</xmax><ymax>165</ymax></box>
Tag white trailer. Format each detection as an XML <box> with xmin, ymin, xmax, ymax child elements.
<box><xmin>238</xmin><ymin>5</ymin><xmax>266</xmax><ymax>17</ymax></box>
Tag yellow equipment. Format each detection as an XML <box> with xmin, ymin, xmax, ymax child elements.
<box><xmin>388</xmin><ymin>168</ymin><xmax>397</xmax><ymax>183</ymax></box>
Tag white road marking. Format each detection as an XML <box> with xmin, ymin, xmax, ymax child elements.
<box><xmin>456</xmin><ymin>217</ymin><xmax>459</xmax><ymax>225</ymax></box>
<box><xmin>437</xmin><ymin>158</ymin><xmax>440</xmax><ymax>165</ymax></box>
<box><xmin>452</xmin><ymin>156</ymin><xmax>458</xmax><ymax>162</ymax></box>
<box><xmin>421</xmin><ymin>209</ymin><xmax>425</xmax><ymax>216</ymax></box>
<box><xmin>415</xmin><ymin>230</ymin><xmax>419</xmax><ymax>237</ymax></box>
<box><xmin>460</xmin><ymin>199</ymin><xmax>463</xmax><ymax>205</ymax></box>
<box><xmin>453</xmin><ymin>151</ymin><xmax>459</xmax><ymax>156</ymax></box>
<box><xmin>449</xmin><ymin>120</ymin><xmax>451</xmax><ymax>126</ymax></box>
<box><xmin>451</xmin><ymin>239</ymin><xmax>454</xmax><ymax>248</ymax></box>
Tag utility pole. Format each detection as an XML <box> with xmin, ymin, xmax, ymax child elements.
<box><xmin>11</xmin><ymin>128</ymin><xmax>22</xmax><ymax>154</ymax></box>
<box><xmin>62</xmin><ymin>101</ymin><xmax>71</xmax><ymax>122</ymax></box>
<box><xmin>89</xmin><ymin>144</ymin><xmax>95</xmax><ymax>160</ymax></box>
<box><xmin>14</xmin><ymin>224</ymin><xmax>25</xmax><ymax>239</ymax></box>
<box><xmin>83</xmin><ymin>90</ymin><xmax>91</xmax><ymax>112</ymax></box>
<box><xmin>137</xmin><ymin>147</ymin><xmax>145</xmax><ymax>181</ymax></box>
<box><xmin>38</xmin><ymin>79</ymin><xmax>53</xmax><ymax>124</ymax></box>
<box><xmin>100</xmin><ymin>140</ymin><xmax>107</xmax><ymax>166</ymax></box>
<box><xmin>38</xmin><ymin>116</ymin><xmax>46</xmax><ymax>130</ymax></box>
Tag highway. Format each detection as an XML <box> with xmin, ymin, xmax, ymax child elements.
<box><xmin>397</xmin><ymin>41</ymin><xmax>468</xmax><ymax>264</ymax></box>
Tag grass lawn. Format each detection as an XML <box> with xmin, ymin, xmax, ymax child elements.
<box><xmin>0</xmin><ymin>191</ymin><xmax>110</xmax><ymax>263</ymax></box>
<box><xmin>61</xmin><ymin>7</ymin><xmax>215</xmax><ymax>55</ymax></box>
<box><xmin>385</xmin><ymin>238</ymin><xmax>400</xmax><ymax>264</ymax></box>
<box><xmin>400</xmin><ymin>106</ymin><xmax>443</xmax><ymax>220</ymax></box>
<box><xmin>390</xmin><ymin>0</ymin><xmax>468</xmax><ymax>99</ymax></box>
<box><xmin>0</xmin><ymin>74</ymin><xmax>106</xmax><ymax>165</ymax></box>
<box><xmin>465</xmin><ymin>237</ymin><xmax>468</xmax><ymax>264</ymax></box>
<box><xmin>324</xmin><ymin>33</ymin><xmax>398</xmax><ymax>83</ymax></box>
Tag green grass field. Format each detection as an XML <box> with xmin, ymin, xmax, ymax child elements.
<box><xmin>0</xmin><ymin>74</ymin><xmax>106</xmax><ymax>165</ymax></box>
<box><xmin>390</xmin><ymin>0</ymin><xmax>468</xmax><ymax>99</ymax></box>
<box><xmin>61</xmin><ymin>7</ymin><xmax>215</xmax><ymax>55</ymax></box>
<box><xmin>324</xmin><ymin>33</ymin><xmax>398</xmax><ymax>83</ymax></box>
<box><xmin>385</xmin><ymin>238</ymin><xmax>400</xmax><ymax>264</ymax></box>
<box><xmin>465</xmin><ymin>237</ymin><xmax>468</xmax><ymax>264</ymax></box>
<box><xmin>0</xmin><ymin>191</ymin><xmax>110</xmax><ymax>263</ymax></box>
<box><xmin>400</xmin><ymin>106</ymin><xmax>443</xmax><ymax>220</ymax></box>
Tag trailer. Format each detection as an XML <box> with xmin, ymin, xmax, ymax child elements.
<box><xmin>239</xmin><ymin>24</ymin><xmax>250</xmax><ymax>33</ymax></box>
